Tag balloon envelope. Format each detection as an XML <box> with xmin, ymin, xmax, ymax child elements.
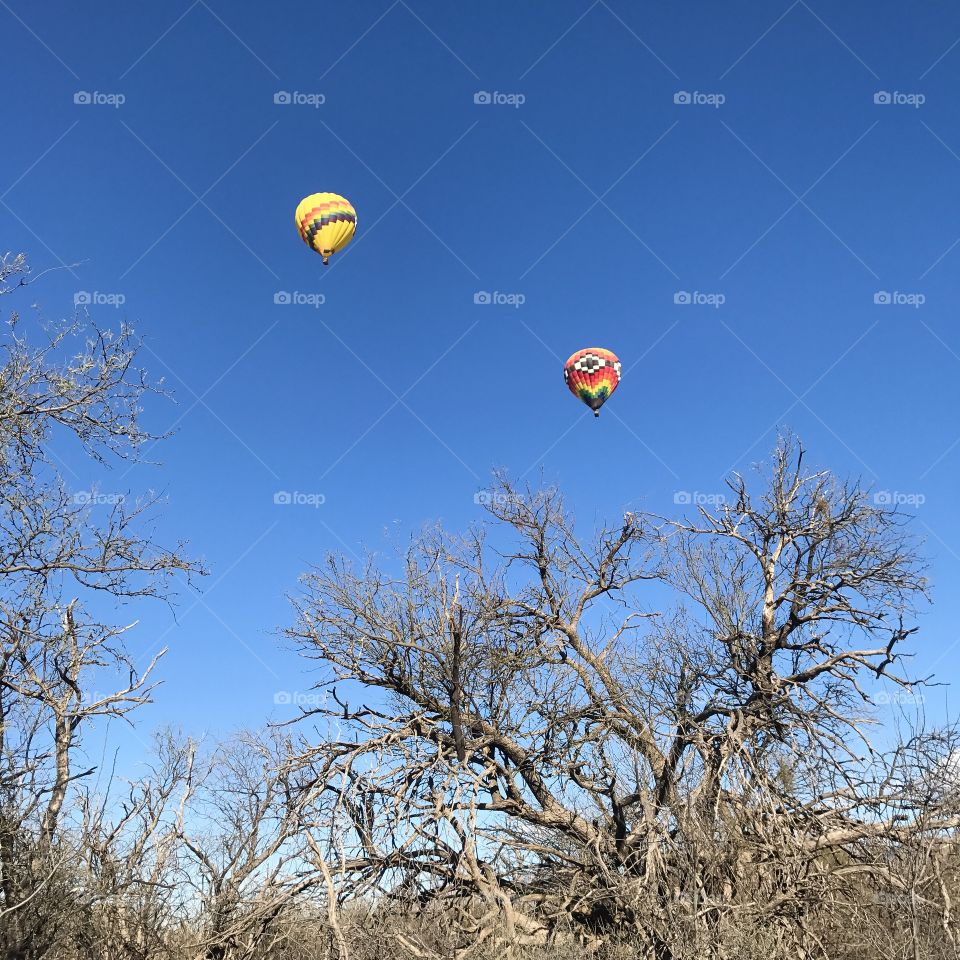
<box><xmin>563</xmin><ymin>348</ymin><xmax>621</xmax><ymax>417</ymax></box>
<box><xmin>295</xmin><ymin>193</ymin><xmax>357</xmax><ymax>264</ymax></box>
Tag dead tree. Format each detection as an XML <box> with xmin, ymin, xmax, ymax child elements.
<box><xmin>286</xmin><ymin>437</ymin><xmax>960</xmax><ymax>960</ymax></box>
<box><xmin>0</xmin><ymin>253</ymin><xmax>203</xmax><ymax>959</ymax></box>
<box><xmin>172</xmin><ymin>731</ymin><xmax>320</xmax><ymax>960</ymax></box>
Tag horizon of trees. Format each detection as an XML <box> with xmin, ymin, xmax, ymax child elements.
<box><xmin>1</xmin><ymin>252</ymin><xmax>959</xmax><ymax>960</ymax></box>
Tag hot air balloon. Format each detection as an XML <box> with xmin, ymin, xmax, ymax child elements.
<box><xmin>295</xmin><ymin>193</ymin><xmax>357</xmax><ymax>265</ymax></box>
<box><xmin>563</xmin><ymin>348</ymin><xmax>621</xmax><ymax>417</ymax></box>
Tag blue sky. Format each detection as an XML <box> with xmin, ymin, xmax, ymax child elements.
<box><xmin>4</xmin><ymin>0</ymin><xmax>960</xmax><ymax>763</ymax></box>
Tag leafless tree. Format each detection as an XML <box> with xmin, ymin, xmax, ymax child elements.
<box><xmin>3</xmin><ymin>251</ymin><xmax>958</xmax><ymax>960</ymax></box>
<box><xmin>169</xmin><ymin>731</ymin><xmax>320</xmax><ymax>960</ymax></box>
<box><xmin>0</xmin><ymin>253</ymin><xmax>203</xmax><ymax>959</ymax></box>
<box><xmin>68</xmin><ymin>730</ymin><xmax>199</xmax><ymax>960</ymax></box>
<box><xmin>285</xmin><ymin>437</ymin><xmax>960</xmax><ymax>960</ymax></box>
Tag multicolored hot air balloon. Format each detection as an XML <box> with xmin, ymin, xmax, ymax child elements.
<box><xmin>295</xmin><ymin>193</ymin><xmax>357</xmax><ymax>265</ymax></box>
<box><xmin>563</xmin><ymin>348</ymin><xmax>621</xmax><ymax>417</ymax></box>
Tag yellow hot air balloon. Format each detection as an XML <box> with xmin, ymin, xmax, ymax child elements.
<box><xmin>295</xmin><ymin>193</ymin><xmax>357</xmax><ymax>265</ymax></box>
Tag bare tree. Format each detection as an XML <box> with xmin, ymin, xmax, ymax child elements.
<box><xmin>69</xmin><ymin>730</ymin><xmax>199</xmax><ymax>960</ymax></box>
<box><xmin>285</xmin><ymin>437</ymin><xmax>960</xmax><ymax>960</ymax></box>
<box><xmin>0</xmin><ymin>253</ymin><xmax>203</xmax><ymax>959</ymax></box>
<box><xmin>171</xmin><ymin>731</ymin><xmax>320</xmax><ymax>960</ymax></box>
<box><xmin>3</xmin><ymin>250</ymin><xmax>958</xmax><ymax>960</ymax></box>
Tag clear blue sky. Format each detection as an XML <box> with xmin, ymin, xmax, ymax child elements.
<box><xmin>4</xmin><ymin>0</ymin><xmax>960</xmax><ymax>762</ymax></box>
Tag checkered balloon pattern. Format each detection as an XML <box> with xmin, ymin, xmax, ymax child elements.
<box><xmin>295</xmin><ymin>193</ymin><xmax>357</xmax><ymax>264</ymax></box>
<box><xmin>563</xmin><ymin>348</ymin><xmax>621</xmax><ymax>416</ymax></box>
